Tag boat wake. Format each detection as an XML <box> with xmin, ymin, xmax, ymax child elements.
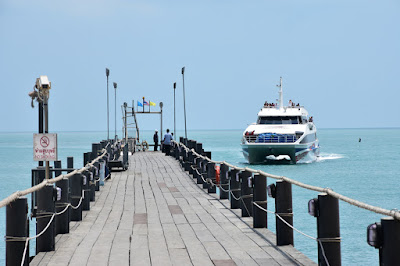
<box><xmin>315</xmin><ymin>153</ymin><xmax>344</xmax><ymax>162</ymax></box>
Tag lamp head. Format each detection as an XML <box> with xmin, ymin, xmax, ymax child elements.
<box><xmin>174</xmin><ymin>82</ymin><xmax>176</xmax><ymax>89</ymax></box>
<box><xmin>113</xmin><ymin>82</ymin><xmax>117</xmax><ymax>89</ymax></box>
<box><xmin>106</xmin><ymin>68</ymin><xmax>110</xmax><ymax>77</ymax></box>
<box><xmin>181</xmin><ymin>67</ymin><xmax>185</xmax><ymax>74</ymax></box>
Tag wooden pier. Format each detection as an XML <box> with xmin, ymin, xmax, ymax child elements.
<box><xmin>31</xmin><ymin>152</ymin><xmax>314</xmax><ymax>266</ymax></box>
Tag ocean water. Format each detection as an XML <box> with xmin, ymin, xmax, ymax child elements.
<box><xmin>1</xmin><ymin>129</ymin><xmax>399</xmax><ymax>265</ymax></box>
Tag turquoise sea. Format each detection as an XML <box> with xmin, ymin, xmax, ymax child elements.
<box><xmin>0</xmin><ymin>129</ymin><xmax>399</xmax><ymax>265</ymax></box>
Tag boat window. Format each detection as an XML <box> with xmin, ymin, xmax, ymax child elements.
<box><xmin>257</xmin><ymin>116</ymin><xmax>300</xmax><ymax>125</ymax></box>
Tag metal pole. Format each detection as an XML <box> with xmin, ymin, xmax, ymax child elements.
<box><xmin>38</xmin><ymin>102</ymin><xmax>43</xmax><ymax>167</ymax></box>
<box><xmin>106</xmin><ymin>68</ymin><xmax>110</xmax><ymax>140</ymax></box>
<box><xmin>44</xmin><ymin>96</ymin><xmax>50</xmax><ymax>180</ymax></box>
<box><xmin>182</xmin><ymin>67</ymin><xmax>187</xmax><ymax>139</ymax></box>
<box><xmin>114</xmin><ymin>82</ymin><xmax>117</xmax><ymax>139</ymax></box>
<box><xmin>173</xmin><ymin>82</ymin><xmax>176</xmax><ymax>140</ymax></box>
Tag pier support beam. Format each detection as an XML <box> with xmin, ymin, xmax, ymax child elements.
<box><xmin>6</xmin><ymin>197</ymin><xmax>29</xmax><ymax>266</ymax></box>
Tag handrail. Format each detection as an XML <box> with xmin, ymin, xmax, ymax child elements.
<box><xmin>176</xmin><ymin>141</ymin><xmax>400</xmax><ymax>220</ymax></box>
<box><xmin>0</xmin><ymin>147</ymin><xmax>109</xmax><ymax>209</ymax></box>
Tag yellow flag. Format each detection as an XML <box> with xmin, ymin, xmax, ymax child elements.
<box><xmin>150</xmin><ymin>101</ymin><xmax>156</xmax><ymax>106</ymax></box>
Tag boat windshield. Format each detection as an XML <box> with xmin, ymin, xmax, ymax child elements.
<box><xmin>257</xmin><ymin>116</ymin><xmax>300</xmax><ymax>125</ymax></box>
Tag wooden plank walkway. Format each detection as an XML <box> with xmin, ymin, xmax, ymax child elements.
<box><xmin>31</xmin><ymin>152</ymin><xmax>315</xmax><ymax>266</ymax></box>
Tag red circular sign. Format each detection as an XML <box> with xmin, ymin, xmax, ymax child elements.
<box><xmin>40</xmin><ymin>136</ymin><xmax>50</xmax><ymax>147</ymax></box>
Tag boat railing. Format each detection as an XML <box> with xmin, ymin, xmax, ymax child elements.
<box><xmin>245</xmin><ymin>134</ymin><xmax>298</xmax><ymax>143</ymax></box>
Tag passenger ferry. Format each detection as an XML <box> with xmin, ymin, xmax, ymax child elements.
<box><xmin>241</xmin><ymin>78</ymin><xmax>319</xmax><ymax>164</ymax></box>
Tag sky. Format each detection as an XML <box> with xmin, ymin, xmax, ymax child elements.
<box><xmin>0</xmin><ymin>0</ymin><xmax>399</xmax><ymax>134</ymax></box>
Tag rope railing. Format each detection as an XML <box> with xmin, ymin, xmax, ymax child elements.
<box><xmin>176</xmin><ymin>141</ymin><xmax>400</xmax><ymax>220</ymax></box>
<box><xmin>0</xmin><ymin>147</ymin><xmax>109</xmax><ymax>209</ymax></box>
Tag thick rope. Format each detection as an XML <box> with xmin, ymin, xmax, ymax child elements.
<box><xmin>175</xmin><ymin>141</ymin><xmax>400</xmax><ymax>220</ymax></box>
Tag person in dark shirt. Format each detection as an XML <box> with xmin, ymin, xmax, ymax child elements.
<box><xmin>153</xmin><ymin>130</ymin><xmax>159</xmax><ymax>151</ymax></box>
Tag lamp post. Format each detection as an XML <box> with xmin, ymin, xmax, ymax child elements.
<box><xmin>113</xmin><ymin>82</ymin><xmax>117</xmax><ymax>140</ymax></box>
<box><xmin>106</xmin><ymin>68</ymin><xmax>110</xmax><ymax>140</ymax></box>
<box><xmin>182</xmin><ymin>67</ymin><xmax>187</xmax><ymax>139</ymax></box>
<box><xmin>173</xmin><ymin>82</ymin><xmax>176</xmax><ymax>140</ymax></box>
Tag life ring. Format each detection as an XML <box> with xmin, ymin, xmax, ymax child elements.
<box><xmin>215</xmin><ymin>165</ymin><xmax>220</xmax><ymax>184</ymax></box>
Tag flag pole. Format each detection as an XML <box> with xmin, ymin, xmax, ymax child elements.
<box><xmin>142</xmin><ymin>97</ymin><xmax>145</xmax><ymax>112</ymax></box>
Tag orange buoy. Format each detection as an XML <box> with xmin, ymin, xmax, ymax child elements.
<box><xmin>215</xmin><ymin>165</ymin><xmax>220</xmax><ymax>184</ymax></box>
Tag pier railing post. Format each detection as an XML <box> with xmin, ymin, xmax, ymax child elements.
<box><xmin>275</xmin><ymin>180</ymin><xmax>293</xmax><ymax>246</ymax></box>
<box><xmin>6</xmin><ymin>197</ymin><xmax>29</xmax><ymax>266</ymax></box>
<box><xmin>253</xmin><ymin>174</ymin><xmax>267</xmax><ymax>228</ymax></box>
<box><xmin>207</xmin><ymin>162</ymin><xmax>216</xmax><ymax>193</ymax></box>
<box><xmin>67</xmin><ymin>157</ymin><xmax>74</xmax><ymax>173</ymax></box>
<box><xmin>82</xmin><ymin>152</ymin><xmax>92</xmax><ymax>209</ymax></box>
<box><xmin>201</xmin><ymin>160</ymin><xmax>209</xmax><ymax>190</ymax></box>
<box><xmin>380</xmin><ymin>217</ymin><xmax>400</xmax><ymax>265</ymax></box>
<box><xmin>196</xmin><ymin>159</ymin><xmax>203</xmax><ymax>184</ymax></box>
<box><xmin>36</xmin><ymin>184</ymin><xmax>56</xmax><ymax>252</ymax></box>
<box><xmin>219</xmin><ymin>164</ymin><xmax>229</xmax><ymax>200</ymax></box>
<box><xmin>240</xmin><ymin>170</ymin><xmax>253</xmax><ymax>217</ymax></box>
<box><xmin>367</xmin><ymin>217</ymin><xmax>400</xmax><ymax>265</ymax></box>
<box><xmin>309</xmin><ymin>193</ymin><xmax>341</xmax><ymax>266</ymax></box>
<box><xmin>69</xmin><ymin>173</ymin><xmax>83</xmax><ymax>221</ymax></box>
<box><xmin>229</xmin><ymin>169</ymin><xmax>240</xmax><ymax>209</ymax></box>
<box><xmin>94</xmin><ymin>161</ymin><xmax>100</xmax><ymax>191</ymax></box>
<box><xmin>195</xmin><ymin>143</ymin><xmax>203</xmax><ymax>154</ymax></box>
<box><xmin>55</xmin><ymin>177</ymin><xmax>70</xmax><ymax>234</ymax></box>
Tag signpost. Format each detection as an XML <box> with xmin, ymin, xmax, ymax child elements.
<box><xmin>34</xmin><ymin>133</ymin><xmax>58</xmax><ymax>162</ymax></box>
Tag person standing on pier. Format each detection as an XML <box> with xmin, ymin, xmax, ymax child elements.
<box><xmin>153</xmin><ymin>130</ymin><xmax>159</xmax><ymax>151</ymax></box>
<box><xmin>163</xmin><ymin>129</ymin><xmax>173</xmax><ymax>155</ymax></box>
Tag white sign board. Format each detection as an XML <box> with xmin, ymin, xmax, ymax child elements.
<box><xmin>33</xmin><ymin>133</ymin><xmax>58</xmax><ymax>161</ymax></box>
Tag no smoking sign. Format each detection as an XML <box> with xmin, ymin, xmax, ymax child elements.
<box><xmin>33</xmin><ymin>133</ymin><xmax>58</xmax><ymax>161</ymax></box>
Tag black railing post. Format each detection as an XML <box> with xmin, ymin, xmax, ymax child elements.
<box><xmin>381</xmin><ymin>217</ymin><xmax>400</xmax><ymax>265</ymax></box>
<box><xmin>229</xmin><ymin>169</ymin><xmax>240</xmax><ymax>209</ymax></box>
<box><xmin>219</xmin><ymin>164</ymin><xmax>229</xmax><ymax>200</ymax></box>
<box><xmin>55</xmin><ymin>177</ymin><xmax>70</xmax><ymax>234</ymax></box>
<box><xmin>207</xmin><ymin>162</ymin><xmax>216</xmax><ymax>193</ymax></box>
<box><xmin>67</xmin><ymin>157</ymin><xmax>74</xmax><ymax>173</ymax></box>
<box><xmin>316</xmin><ymin>193</ymin><xmax>341</xmax><ymax>266</ymax></box>
<box><xmin>275</xmin><ymin>180</ymin><xmax>293</xmax><ymax>246</ymax></box>
<box><xmin>196</xmin><ymin>159</ymin><xmax>203</xmax><ymax>184</ymax></box>
<box><xmin>201</xmin><ymin>160</ymin><xmax>209</xmax><ymax>190</ymax></box>
<box><xmin>253</xmin><ymin>174</ymin><xmax>267</xmax><ymax>228</ymax></box>
<box><xmin>36</xmin><ymin>184</ymin><xmax>56</xmax><ymax>252</ymax></box>
<box><xmin>6</xmin><ymin>197</ymin><xmax>29</xmax><ymax>266</ymax></box>
<box><xmin>240</xmin><ymin>170</ymin><xmax>253</xmax><ymax>217</ymax></box>
<box><xmin>69</xmin><ymin>174</ymin><xmax>83</xmax><ymax>221</ymax></box>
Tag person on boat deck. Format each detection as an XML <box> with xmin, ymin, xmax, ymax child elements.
<box><xmin>264</xmin><ymin>101</ymin><xmax>268</xmax><ymax>107</ymax></box>
<box><xmin>153</xmin><ymin>130</ymin><xmax>159</xmax><ymax>151</ymax></box>
<box><xmin>309</xmin><ymin>116</ymin><xmax>313</xmax><ymax>122</ymax></box>
<box><xmin>163</xmin><ymin>129</ymin><xmax>173</xmax><ymax>156</ymax></box>
<box><xmin>289</xmin><ymin>100</ymin><xmax>292</xmax><ymax>106</ymax></box>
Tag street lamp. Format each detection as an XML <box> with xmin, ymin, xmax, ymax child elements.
<box><xmin>113</xmin><ymin>82</ymin><xmax>117</xmax><ymax>140</ymax></box>
<box><xmin>182</xmin><ymin>67</ymin><xmax>187</xmax><ymax>139</ymax></box>
<box><xmin>173</xmin><ymin>82</ymin><xmax>176</xmax><ymax>140</ymax></box>
<box><xmin>106</xmin><ymin>68</ymin><xmax>110</xmax><ymax>140</ymax></box>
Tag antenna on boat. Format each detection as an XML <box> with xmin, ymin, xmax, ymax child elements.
<box><xmin>276</xmin><ymin>77</ymin><xmax>283</xmax><ymax>110</ymax></box>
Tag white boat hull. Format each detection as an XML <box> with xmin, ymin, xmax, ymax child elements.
<box><xmin>241</xmin><ymin>141</ymin><xmax>319</xmax><ymax>164</ymax></box>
